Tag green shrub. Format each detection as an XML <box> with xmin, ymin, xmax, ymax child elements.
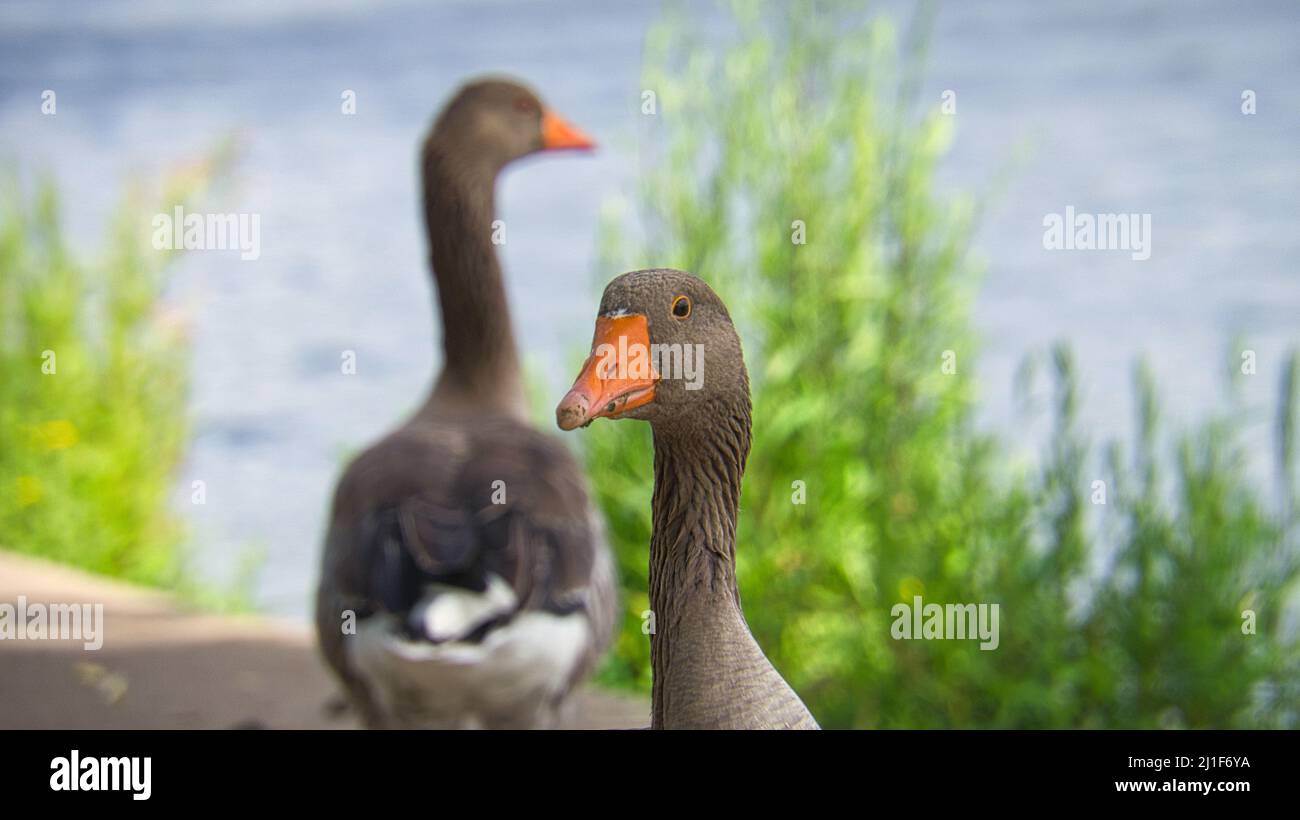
<box><xmin>585</xmin><ymin>0</ymin><xmax>1300</xmax><ymax>727</ymax></box>
<box><xmin>0</xmin><ymin>165</ymin><xmax>210</xmax><ymax>591</ymax></box>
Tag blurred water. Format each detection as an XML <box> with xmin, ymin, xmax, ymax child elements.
<box><xmin>1</xmin><ymin>0</ymin><xmax>1296</xmax><ymax>617</ymax></box>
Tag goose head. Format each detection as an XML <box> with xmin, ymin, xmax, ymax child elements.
<box><xmin>430</xmin><ymin>78</ymin><xmax>595</xmax><ymax>169</ymax></box>
<box><xmin>556</xmin><ymin>268</ymin><xmax>748</xmax><ymax>432</ymax></box>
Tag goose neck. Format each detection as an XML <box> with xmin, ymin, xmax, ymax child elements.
<box><xmin>647</xmin><ymin>400</ymin><xmax>752</xmax><ymax>725</ymax></box>
<box><xmin>421</xmin><ymin>138</ymin><xmax>522</xmax><ymax>415</ymax></box>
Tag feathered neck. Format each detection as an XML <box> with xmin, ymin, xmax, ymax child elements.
<box><xmin>646</xmin><ymin>389</ymin><xmax>752</xmax><ymax>727</ymax></box>
<box><xmin>419</xmin><ymin>135</ymin><xmax>523</xmax><ymax>417</ymax></box>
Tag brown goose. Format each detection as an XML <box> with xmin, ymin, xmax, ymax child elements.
<box><xmin>315</xmin><ymin>79</ymin><xmax>616</xmax><ymax>729</ymax></box>
<box><xmin>556</xmin><ymin>268</ymin><xmax>818</xmax><ymax>729</ymax></box>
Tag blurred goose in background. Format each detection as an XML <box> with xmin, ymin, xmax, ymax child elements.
<box><xmin>316</xmin><ymin>79</ymin><xmax>617</xmax><ymax>729</ymax></box>
<box><xmin>556</xmin><ymin>268</ymin><xmax>818</xmax><ymax>729</ymax></box>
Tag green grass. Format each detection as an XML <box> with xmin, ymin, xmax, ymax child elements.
<box><xmin>0</xmin><ymin>157</ymin><xmax>252</xmax><ymax>609</ymax></box>
<box><xmin>584</xmin><ymin>0</ymin><xmax>1300</xmax><ymax>728</ymax></box>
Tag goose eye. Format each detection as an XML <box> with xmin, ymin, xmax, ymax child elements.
<box><xmin>671</xmin><ymin>295</ymin><xmax>691</xmax><ymax>320</ymax></box>
<box><xmin>514</xmin><ymin>97</ymin><xmax>537</xmax><ymax>114</ymax></box>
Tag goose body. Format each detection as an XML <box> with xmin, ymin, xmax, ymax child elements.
<box><xmin>316</xmin><ymin>79</ymin><xmax>615</xmax><ymax>729</ymax></box>
<box><xmin>557</xmin><ymin>268</ymin><xmax>818</xmax><ymax>729</ymax></box>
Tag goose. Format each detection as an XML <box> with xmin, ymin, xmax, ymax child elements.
<box><xmin>556</xmin><ymin>268</ymin><xmax>819</xmax><ymax>729</ymax></box>
<box><xmin>315</xmin><ymin>79</ymin><xmax>617</xmax><ymax>729</ymax></box>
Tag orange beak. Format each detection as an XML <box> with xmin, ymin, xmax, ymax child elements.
<box><xmin>541</xmin><ymin>108</ymin><xmax>596</xmax><ymax>151</ymax></box>
<box><xmin>557</xmin><ymin>314</ymin><xmax>658</xmax><ymax>430</ymax></box>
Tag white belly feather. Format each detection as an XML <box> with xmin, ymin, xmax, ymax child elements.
<box><xmin>346</xmin><ymin>573</ymin><xmax>591</xmax><ymax>729</ymax></box>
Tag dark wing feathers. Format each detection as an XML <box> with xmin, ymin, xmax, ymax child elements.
<box><xmin>398</xmin><ymin>497</ymin><xmax>481</xmax><ymax>578</ymax></box>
